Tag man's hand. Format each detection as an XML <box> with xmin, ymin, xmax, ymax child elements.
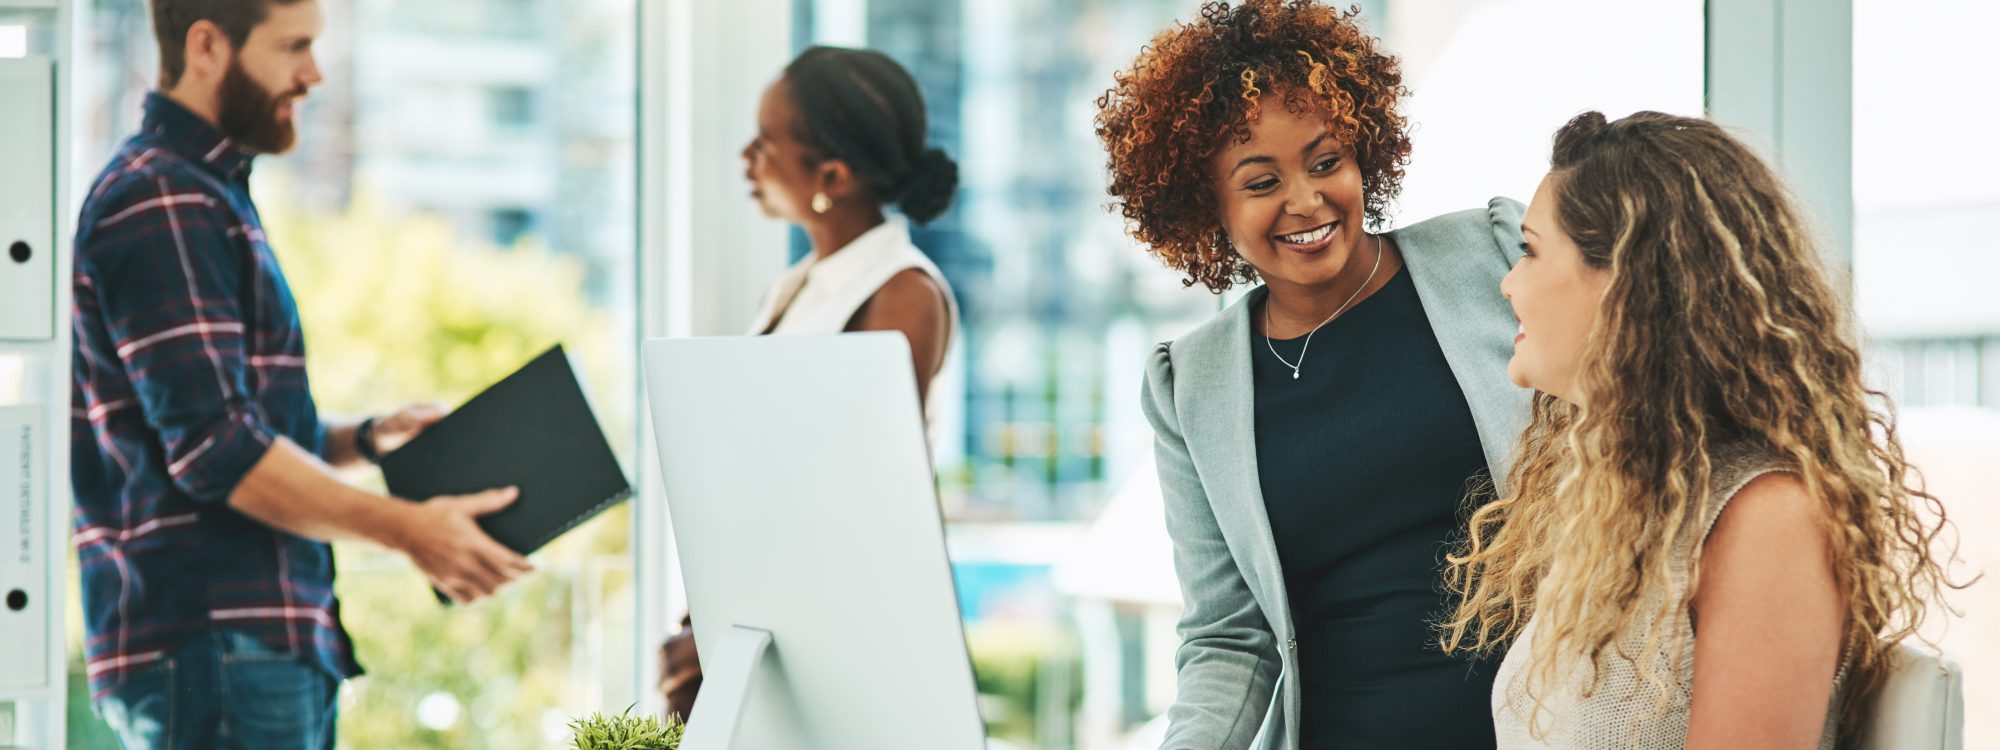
<box><xmin>226</xmin><ymin>439</ymin><xmax>536</xmax><ymax>605</ymax></box>
<box><xmin>371</xmin><ymin>402</ymin><xmax>447</xmax><ymax>457</ymax></box>
<box><xmin>387</xmin><ymin>486</ymin><xmax>535</xmax><ymax>604</ymax></box>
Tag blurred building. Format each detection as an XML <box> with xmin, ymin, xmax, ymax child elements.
<box><xmin>825</xmin><ymin>0</ymin><xmax>1218</xmax><ymax>524</ymax></box>
<box><xmin>80</xmin><ymin>0</ymin><xmax>634</xmax><ymax>306</ymax></box>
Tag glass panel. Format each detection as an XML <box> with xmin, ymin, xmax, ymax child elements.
<box><xmin>1852</xmin><ymin>2</ymin><xmax>2000</xmax><ymax>746</ymax></box>
<box><xmin>73</xmin><ymin>0</ymin><xmax>638</xmax><ymax>746</ymax></box>
<box><xmin>1385</xmin><ymin>0</ymin><xmax>1704</xmax><ymax>223</ymax></box>
<box><xmin>790</xmin><ymin>2</ymin><xmax>1219</xmax><ymax>745</ymax></box>
<box><xmin>1853</xmin><ymin>0</ymin><xmax>2000</xmax><ymax>409</ymax></box>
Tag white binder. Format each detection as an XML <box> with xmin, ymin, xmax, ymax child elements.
<box><xmin>0</xmin><ymin>57</ymin><xmax>55</xmax><ymax>342</ymax></box>
<box><xmin>0</xmin><ymin>405</ymin><xmax>48</xmax><ymax>689</ymax></box>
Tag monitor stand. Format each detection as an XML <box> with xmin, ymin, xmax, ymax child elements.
<box><xmin>681</xmin><ymin>625</ymin><xmax>774</xmax><ymax>750</ymax></box>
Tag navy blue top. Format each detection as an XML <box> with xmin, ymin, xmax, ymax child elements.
<box><xmin>71</xmin><ymin>93</ymin><xmax>356</xmax><ymax>697</ymax></box>
<box><xmin>1251</xmin><ymin>267</ymin><xmax>1497</xmax><ymax>749</ymax></box>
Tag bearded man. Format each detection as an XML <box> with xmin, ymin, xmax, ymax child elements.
<box><xmin>71</xmin><ymin>2</ymin><xmax>533</xmax><ymax>746</ymax></box>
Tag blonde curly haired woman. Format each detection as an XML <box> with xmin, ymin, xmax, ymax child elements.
<box><xmin>1439</xmin><ymin>110</ymin><xmax>1962</xmax><ymax>749</ymax></box>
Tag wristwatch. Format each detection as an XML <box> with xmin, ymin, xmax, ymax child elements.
<box><xmin>356</xmin><ymin>416</ymin><xmax>384</xmax><ymax>464</ymax></box>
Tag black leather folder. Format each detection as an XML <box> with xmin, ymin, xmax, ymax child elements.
<box><xmin>381</xmin><ymin>345</ymin><xmax>632</xmax><ymax>570</ymax></box>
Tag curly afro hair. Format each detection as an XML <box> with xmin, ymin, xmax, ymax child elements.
<box><xmin>1095</xmin><ymin>0</ymin><xmax>1411</xmax><ymax>293</ymax></box>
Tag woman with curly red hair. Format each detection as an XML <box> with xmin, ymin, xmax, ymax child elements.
<box><xmin>1097</xmin><ymin>1</ymin><xmax>1529</xmax><ymax>746</ymax></box>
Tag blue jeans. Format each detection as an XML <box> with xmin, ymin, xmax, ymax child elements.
<box><xmin>96</xmin><ymin>629</ymin><xmax>340</xmax><ymax>750</ymax></box>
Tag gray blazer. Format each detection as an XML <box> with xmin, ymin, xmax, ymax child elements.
<box><xmin>1144</xmin><ymin>197</ymin><xmax>1533</xmax><ymax>749</ymax></box>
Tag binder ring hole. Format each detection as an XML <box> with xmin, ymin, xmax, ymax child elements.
<box><xmin>4</xmin><ymin>589</ymin><xmax>24</xmax><ymax>612</ymax></box>
<box><xmin>7</xmin><ymin>241</ymin><xmax>28</xmax><ymax>264</ymax></box>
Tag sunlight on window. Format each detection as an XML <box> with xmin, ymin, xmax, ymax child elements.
<box><xmin>1853</xmin><ymin>2</ymin><xmax>2000</xmax><ymax>746</ymax></box>
<box><xmin>0</xmin><ymin>25</ymin><xmax>28</xmax><ymax>58</ymax></box>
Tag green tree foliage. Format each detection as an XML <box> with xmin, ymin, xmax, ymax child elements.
<box><xmin>69</xmin><ymin>177</ymin><xmax>638</xmax><ymax>749</ymax></box>
<box><xmin>265</xmin><ymin>184</ymin><xmax>637</xmax><ymax>749</ymax></box>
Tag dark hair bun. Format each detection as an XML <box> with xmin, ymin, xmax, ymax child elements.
<box><xmin>897</xmin><ymin>148</ymin><xmax>958</xmax><ymax>225</ymax></box>
<box><xmin>784</xmin><ymin>46</ymin><xmax>958</xmax><ymax>225</ymax></box>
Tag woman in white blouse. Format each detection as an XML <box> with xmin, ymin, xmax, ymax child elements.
<box><xmin>660</xmin><ymin>45</ymin><xmax>961</xmax><ymax>718</ymax></box>
<box><xmin>739</xmin><ymin>45</ymin><xmax>960</xmax><ymax>409</ymax></box>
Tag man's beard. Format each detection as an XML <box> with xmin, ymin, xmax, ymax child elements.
<box><xmin>217</xmin><ymin>59</ymin><xmax>304</xmax><ymax>155</ymax></box>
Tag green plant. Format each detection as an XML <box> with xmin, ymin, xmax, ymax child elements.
<box><xmin>567</xmin><ymin>708</ymin><xmax>684</xmax><ymax>750</ymax></box>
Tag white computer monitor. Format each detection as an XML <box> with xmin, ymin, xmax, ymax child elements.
<box><xmin>641</xmin><ymin>333</ymin><xmax>986</xmax><ymax>750</ymax></box>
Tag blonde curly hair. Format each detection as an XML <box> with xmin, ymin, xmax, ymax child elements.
<box><xmin>1438</xmin><ymin>111</ymin><xmax>1968</xmax><ymax>739</ymax></box>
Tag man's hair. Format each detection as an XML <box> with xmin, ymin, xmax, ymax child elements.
<box><xmin>149</xmin><ymin>0</ymin><xmax>306</xmax><ymax>88</ymax></box>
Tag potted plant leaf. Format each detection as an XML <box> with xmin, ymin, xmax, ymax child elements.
<box><xmin>568</xmin><ymin>708</ymin><xmax>684</xmax><ymax>750</ymax></box>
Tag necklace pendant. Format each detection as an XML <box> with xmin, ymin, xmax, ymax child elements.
<box><xmin>1292</xmin><ymin>369</ymin><xmax>1300</xmax><ymax>380</ymax></box>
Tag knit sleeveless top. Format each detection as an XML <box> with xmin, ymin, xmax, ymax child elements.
<box><xmin>1491</xmin><ymin>442</ymin><xmax>1846</xmax><ymax>749</ymax></box>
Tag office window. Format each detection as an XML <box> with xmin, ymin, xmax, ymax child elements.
<box><xmin>1853</xmin><ymin>0</ymin><xmax>2000</xmax><ymax>411</ymax></box>
<box><xmin>1</xmin><ymin>23</ymin><xmax>28</xmax><ymax>57</ymax></box>
<box><xmin>1852</xmin><ymin>2</ymin><xmax>2000</xmax><ymax>747</ymax></box>
<box><xmin>75</xmin><ymin>0</ymin><xmax>638</xmax><ymax>747</ymax></box>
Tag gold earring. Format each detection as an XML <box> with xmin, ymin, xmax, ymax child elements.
<box><xmin>811</xmin><ymin>192</ymin><xmax>832</xmax><ymax>214</ymax></box>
